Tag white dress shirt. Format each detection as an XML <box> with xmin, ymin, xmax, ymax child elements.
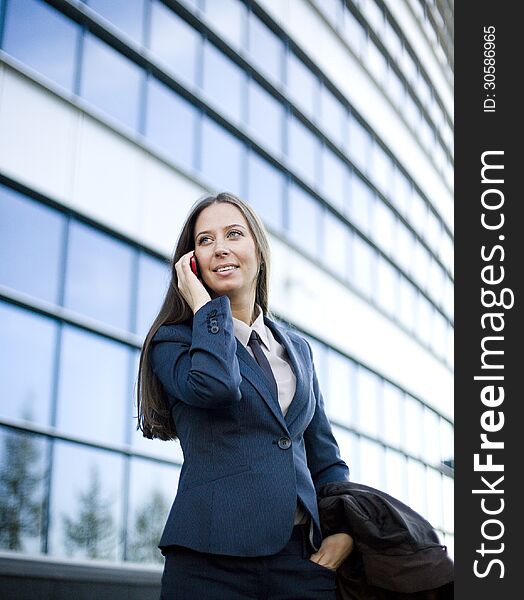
<box><xmin>232</xmin><ymin>304</ymin><xmax>308</xmax><ymax>525</ymax></box>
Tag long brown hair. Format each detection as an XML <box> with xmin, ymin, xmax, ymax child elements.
<box><xmin>136</xmin><ymin>192</ymin><xmax>273</xmax><ymax>441</ymax></box>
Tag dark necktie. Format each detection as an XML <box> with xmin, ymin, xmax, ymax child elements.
<box><xmin>248</xmin><ymin>330</ymin><xmax>278</xmax><ymax>400</ymax></box>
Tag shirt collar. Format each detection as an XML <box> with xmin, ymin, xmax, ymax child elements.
<box><xmin>232</xmin><ymin>304</ymin><xmax>271</xmax><ymax>351</ymax></box>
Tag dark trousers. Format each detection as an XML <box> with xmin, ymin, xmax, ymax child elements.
<box><xmin>159</xmin><ymin>523</ymin><xmax>337</xmax><ymax>599</ymax></box>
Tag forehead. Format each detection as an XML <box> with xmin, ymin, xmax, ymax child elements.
<box><xmin>195</xmin><ymin>202</ymin><xmax>248</xmax><ymax>229</ymax></box>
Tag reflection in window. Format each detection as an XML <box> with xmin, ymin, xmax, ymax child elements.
<box><xmin>57</xmin><ymin>326</ymin><xmax>131</xmax><ymax>445</ymax></box>
<box><xmin>287</xmin><ymin>116</ymin><xmax>320</xmax><ymax>188</ymax></box>
<box><xmin>64</xmin><ymin>222</ymin><xmax>134</xmax><ymax>330</ymax></box>
<box><xmin>286</xmin><ymin>53</ymin><xmax>318</xmax><ymax>119</ymax></box>
<box><xmin>0</xmin><ymin>303</ymin><xmax>57</xmax><ymax>426</ymax></box>
<box><xmin>247</xmin><ymin>80</ymin><xmax>284</xmax><ymax>156</ymax></box>
<box><xmin>322</xmin><ymin>210</ymin><xmax>350</xmax><ymax>280</ymax></box>
<box><xmin>359</xmin><ymin>438</ymin><xmax>384</xmax><ymax>490</ymax></box>
<box><xmin>347</xmin><ymin>172</ymin><xmax>372</xmax><ymax>234</ymax></box>
<box><xmin>321</xmin><ymin>147</ymin><xmax>347</xmax><ymax>212</ymax></box>
<box><xmin>149</xmin><ymin>0</ymin><xmax>200</xmax><ymax>86</ymax></box>
<box><xmin>127</xmin><ymin>457</ymin><xmax>180</xmax><ymax>563</ymax></box>
<box><xmin>246</xmin><ymin>152</ymin><xmax>284</xmax><ymax>232</ymax></box>
<box><xmin>347</xmin><ymin>115</ymin><xmax>371</xmax><ymax>174</ymax></box>
<box><xmin>325</xmin><ymin>349</ymin><xmax>353</xmax><ymax>426</ymax></box>
<box><xmin>355</xmin><ymin>366</ymin><xmax>380</xmax><ymax>438</ymax></box>
<box><xmin>146</xmin><ymin>78</ymin><xmax>197</xmax><ymax>171</ymax></box>
<box><xmin>136</xmin><ymin>254</ymin><xmax>170</xmax><ymax>338</ymax></box>
<box><xmin>2</xmin><ymin>0</ymin><xmax>78</xmax><ymax>92</ymax></box>
<box><xmin>403</xmin><ymin>395</ymin><xmax>423</xmax><ymax>458</ymax></box>
<box><xmin>202</xmin><ymin>42</ymin><xmax>245</xmax><ymax>124</ymax></box>
<box><xmin>382</xmin><ymin>382</ymin><xmax>403</xmax><ymax>448</ymax></box>
<box><xmin>201</xmin><ymin>117</ymin><xmax>244</xmax><ymax>194</ymax></box>
<box><xmin>0</xmin><ymin>186</ymin><xmax>64</xmax><ymax>304</ymax></box>
<box><xmin>85</xmin><ymin>0</ymin><xmax>145</xmax><ymax>44</ymax></box>
<box><xmin>202</xmin><ymin>0</ymin><xmax>246</xmax><ymax>49</ymax></box>
<box><xmin>287</xmin><ymin>184</ymin><xmax>321</xmax><ymax>259</ymax></box>
<box><xmin>80</xmin><ymin>33</ymin><xmax>143</xmax><ymax>131</ymax></box>
<box><xmin>0</xmin><ymin>427</ymin><xmax>47</xmax><ymax>554</ymax></box>
<box><xmin>49</xmin><ymin>442</ymin><xmax>124</xmax><ymax>560</ymax></box>
<box><xmin>351</xmin><ymin>235</ymin><xmax>376</xmax><ymax>299</ymax></box>
<box><xmin>247</xmin><ymin>13</ymin><xmax>284</xmax><ymax>85</ymax></box>
<box><xmin>319</xmin><ymin>86</ymin><xmax>346</xmax><ymax>148</ymax></box>
<box><xmin>385</xmin><ymin>447</ymin><xmax>407</xmax><ymax>503</ymax></box>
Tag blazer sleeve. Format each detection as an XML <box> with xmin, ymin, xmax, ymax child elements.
<box><xmin>303</xmin><ymin>339</ymin><xmax>351</xmax><ymax>493</ymax></box>
<box><xmin>149</xmin><ymin>295</ymin><xmax>242</xmax><ymax>409</ymax></box>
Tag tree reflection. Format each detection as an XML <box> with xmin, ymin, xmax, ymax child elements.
<box><xmin>127</xmin><ymin>488</ymin><xmax>169</xmax><ymax>564</ymax></box>
<box><xmin>0</xmin><ymin>427</ymin><xmax>44</xmax><ymax>551</ymax></box>
<box><xmin>62</xmin><ymin>463</ymin><xmax>116</xmax><ymax>559</ymax></box>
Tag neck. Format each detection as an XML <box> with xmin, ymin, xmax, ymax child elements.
<box><xmin>230</xmin><ymin>295</ymin><xmax>257</xmax><ymax>325</ymax></box>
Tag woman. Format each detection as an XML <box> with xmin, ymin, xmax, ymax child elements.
<box><xmin>137</xmin><ymin>192</ymin><xmax>354</xmax><ymax>599</ymax></box>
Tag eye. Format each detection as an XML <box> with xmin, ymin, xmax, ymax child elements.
<box><xmin>228</xmin><ymin>230</ymin><xmax>243</xmax><ymax>238</ymax></box>
<box><xmin>197</xmin><ymin>236</ymin><xmax>211</xmax><ymax>245</ymax></box>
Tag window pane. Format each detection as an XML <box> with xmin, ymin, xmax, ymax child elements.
<box><xmin>366</xmin><ymin>39</ymin><xmax>387</xmax><ymax>86</ymax></box>
<box><xmin>403</xmin><ymin>395</ymin><xmax>423</xmax><ymax>458</ymax></box>
<box><xmin>248</xmin><ymin>13</ymin><xmax>283</xmax><ymax>85</ymax></box>
<box><xmin>347</xmin><ymin>115</ymin><xmax>371</xmax><ymax>174</ymax></box>
<box><xmin>202</xmin><ymin>41</ymin><xmax>245</xmax><ymax>125</ymax></box>
<box><xmin>127</xmin><ymin>458</ymin><xmax>180</xmax><ymax>563</ymax></box>
<box><xmin>371</xmin><ymin>200</ymin><xmax>395</xmax><ymax>256</ymax></box>
<box><xmin>321</xmin><ymin>147</ymin><xmax>346</xmax><ymax>212</ymax></box>
<box><xmin>440</xmin><ymin>418</ymin><xmax>454</xmax><ymax>468</ymax></box>
<box><xmin>136</xmin><ymin>254</ymin><xmax>170</xmax><ymax>338</ymax></box>
<box><xmin>146</xmin><ymin>77</ymin><xmax>197</xmax><ymax>170</ymax></box>
<box><xmin>426</xmin><ymin>468</ymin><xmax>443</xmax><ymax>530</ymax></box>
<box><xmin>351</xmin><ymin>236</ymin><xmax>376</xmax><ymax>299</ymax></box>
<box><xmin>322</xmin><ymin>210</ymin><xmax>350</xmax><ymax>280</ymax></box>
<box><xmin>287</xmin><ymin>184</ymin><xmax>321</xmax><ymax>258</ymax></box>
<box><xmin>2</xmin><ymin>0</ymin><xmax>78</xmax><ymax>92</ymax></box>
<box><xmin>355</xmin><ymin>366</ymin><xmax>380</xmax><ymax>437</ymax></box>
<box><xmin>49</xmin><ymin>442</ymin><xmax>124</xmax><ymax>560</ymax></box>
<box><xmin>80</xmin><ymin>33</ymin><xmax>143</xmax><ymax>131</ymax></box>
<box><xmin>347</xmin><ymin>172</ymin><xmax>372</xmax><ymax>234</ymax></box>
<box><xmin>246</xmin><ymin>152</ymin><xmax>284</xmax><ymax>232</ymax></box>
<box><xmin>370</xmin><ymin>142</ymin><xmax>393</xmax><ymax>197</ymax></box>
<box><xmin>0</xmin><ymin>303</ymin><xmax>57</xmax><ymax>426</ymax></box>
<box><xmin>325</xmin><ymin>349</ymin><xmax>353</xmax><ymax>426</ymax></box>
<box><xmin>86</xmin><ymin>0</ymin><xmax>145</xmax><ymax>44</ymax></box>
<box><xmin>342</xmin><ymin>7</ymin><xmax>366</xmax><ymax>59</ymax></box>
<box><xmin>391</xmin><ymin>166</ymin><xmax>412</xmax><ymax>217</ymax></box>
<box><xmin>0</xmin><ymin>186</ymin><xmax>64</xmax><ymax>304</ymax></box>
<box><xmin>319</xmin><ymin>86</ymin><xmax>346</xmax><ymax>148</ymax></box>
<box><xmin>57</xmin><ymin>327</ymin><xmax>130</xmax><ymax>445</ymax></box>
<box><xmin>376</xmin><ymin>255</ymin><xmax>398</xmax><ymax>318</ymax></box>
<box><xmin>407</xmin><ymin>458</ymin><xmax>427</xmax><ymax>517</ymax></box>
<box><xmin>286</xmin><ymin>53</ymin><xmax>318</xmax><ymax>118</ymax></box>
<box><xmin>423</xmin><ymin>407</ymin><xmax>441</xmax><ymax>467</ymax></box>
<box><xmin>64</xmin><ymin>222</ymin><xmax>134</xmax><ymax>331</ymax></box>
<box><xmin>202</xmin><ymin>0</ymin><xmax>246</xmax><ymax>49</ymax></box>
<box><xmin>399</xmin><ymin>275</ymin><xmax>417</xmax><ymax>332</ymax></box>
<box><xmin>0</xmin><ymin>427</ymin><xmax>48</xmax><ymax>554</ymax></box>
<box><xmin>247</xmin><ymin>80</ymin><xmax>284</xmax><ymax>156</ymax></box>
<box><xmin>287</xmin><ymin>116</ymin><xmax>320</xmax><ymax>188</ymax></box>
<box><xmin>359</xmin><ymin>438</ymin><xmax>384</xmax><ymax>489</ymax></box>
<box><xmin>383</xmin><ymin>381</ymin><xmax>403</xmax><ymax>448</ymax></box>
<box><xmin>201</xmin><ymin>117</ymin><xmax>244</xmax><ymax>194</ymax></box>
<box><xmin>331</xmin><ymin>425</ymin><xmax>356</xmax><ymax>477</ymax></box>
<box><xmin>394</xmin><ymin>221</ymin><xmax>415</xmax><ymax>277</ymax></box>
<box><xmin>149</xmin><ymin>0</ymin><xmax>200</xmax><ymax>86</ymax></box>
<box><xmin>385</xmin><ymin>447</ymin><xmax>407</xmax><ymax>503</ymax></box>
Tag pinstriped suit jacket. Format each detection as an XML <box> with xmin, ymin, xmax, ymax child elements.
<box><xmin>150</xmin><ymin>294</ymin><xmax>350</xmax><ymax>556</ymax></box>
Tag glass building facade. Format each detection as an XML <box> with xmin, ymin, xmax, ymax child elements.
<box><xmin>0</xmin><ymin>0</ymin><xmax>454</xmax><ymax>578</ymax></box>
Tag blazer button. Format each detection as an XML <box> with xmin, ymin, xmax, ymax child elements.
<box><xmin>210</xmin><ymin>325</ymin><xmax>219</xmax><ymax>334</ymax></box>
<box><xmin>277</xmin><ymin>436</ymin><xmax>292</xmax><ymax>450</ymax></box>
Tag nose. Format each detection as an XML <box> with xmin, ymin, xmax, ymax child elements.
<box><xmin>214</xmin><ymin>242</ymin><xmax>231</xmax><ymax>256</ymax></box>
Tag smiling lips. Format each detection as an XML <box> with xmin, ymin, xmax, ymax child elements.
<box><xmin>213</xmin><ymin>264</ymin><xmax>239</xmax><ymax>273</ymax></box>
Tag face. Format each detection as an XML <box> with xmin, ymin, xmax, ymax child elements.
<box><xmin>193</xmin><ymin>203</ymin><xmax>259</xmax><ymax>303</ymax></box>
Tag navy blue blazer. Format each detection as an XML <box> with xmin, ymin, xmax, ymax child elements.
<box><xmin>149</xmin><ymin>295</ymin><xmax>350</xmax><ymax>557</ymax></box>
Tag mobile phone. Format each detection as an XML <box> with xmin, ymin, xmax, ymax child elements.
<box><xmin>190</xmin><ymin>254</ymin><xmax>200</xmax><ymax>278</ymax></box>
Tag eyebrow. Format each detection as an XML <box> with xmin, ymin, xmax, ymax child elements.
<box><xmin>195</xmin><ymin>223</ymin><xmax>247</xmax><ymax>238</ymax></box>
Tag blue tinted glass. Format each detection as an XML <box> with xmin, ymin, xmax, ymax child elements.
<box><xmin>248</xmin><ymin>13</ymin><xmax>283</xmax><ymax>85</ymax></box>
<box><xmin>287</xmin><ymin>184</ymin><xmax>321</xmax><ymax>258</ymax></box>
<box><xmin>202</xmin><ymin>0</ymin><xmax>246</xmax><ymax>49</ymax></box>
<box><xmin>127</xmin><ymin>457</ymin><xmax>180</xmax><ymax>563</ymax></box>
<box><xmin>146</xmin><ymin>78</ymin><xmax>197</xmax><ymax>170</ymax></box>
<box><xmin>247</xmin><ymin>152</ymin><xmax>284</xmax><ymax>232</ymax></box>
<box><xmin>56</xmin><ymin>327</ymin><xmax>130</xmax><ymax>445</ymax></box>
<box><xmin>80</xmin><ymin>33</ymin><xmax>143</xmax><ymax>131</ymax></box>
<box><xmin>136</xmin><ymin>253</ymin><xmax>170</xmax><ymax>338</ymax></box>
<box><xmin>86</xmin><ymin>0</ymin><xmax>145</xmax><ymax>44</ymax></box>
<box><xmin>49</xmin><ymin>441</ymin><xmax>124</xmax><ymax>560</ymax></box>
<box><xmin>0</xmin><ymin>186</ymin><xmax>64</xmax><ymax>303</ymax></box>
<box><xmin>0</xmin><ymin>303</ymin><xmax>57</xmax><ymax>426</ymax></box>
<box><xmin>149</xmin><ymin>0</ymin><xmax>200</xmax><ymax>86</ymax></box>
<box><xmin>2</xmin><ymin>0</ymin><xmax>78</xmax><ymax>92</ymax></box>
<box><xmin>0</xmin><ymin>427</ymin><xmax>48</xmax><ymax>554</ymax></box>
<box><xmin>286</xmin><ymin>53</ymin><xmax>318</xmax><ymax>118</ymax></box>
<box><xmin>202</xmin><ymin>42</ymin><xmax>245</xmax><ymax>124</ymax></box>
<box><xmin>247</xmin><ymin>79</ymin><xmax>284</xmax><ymax>156</ymax></box>
<box><xmin>201</xmin><ymin>117</ymin><xmax>244</xmax><ymax>194</ymax></box>
<box><xmin>64</xmin><ymin>222</ymin><xmax>134</xmax><ymax>331</ymax></box>
<box><xmin>287</xmin><ymin>116</ymin><xmax>320</xmax><ymax>188</ymax></box>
